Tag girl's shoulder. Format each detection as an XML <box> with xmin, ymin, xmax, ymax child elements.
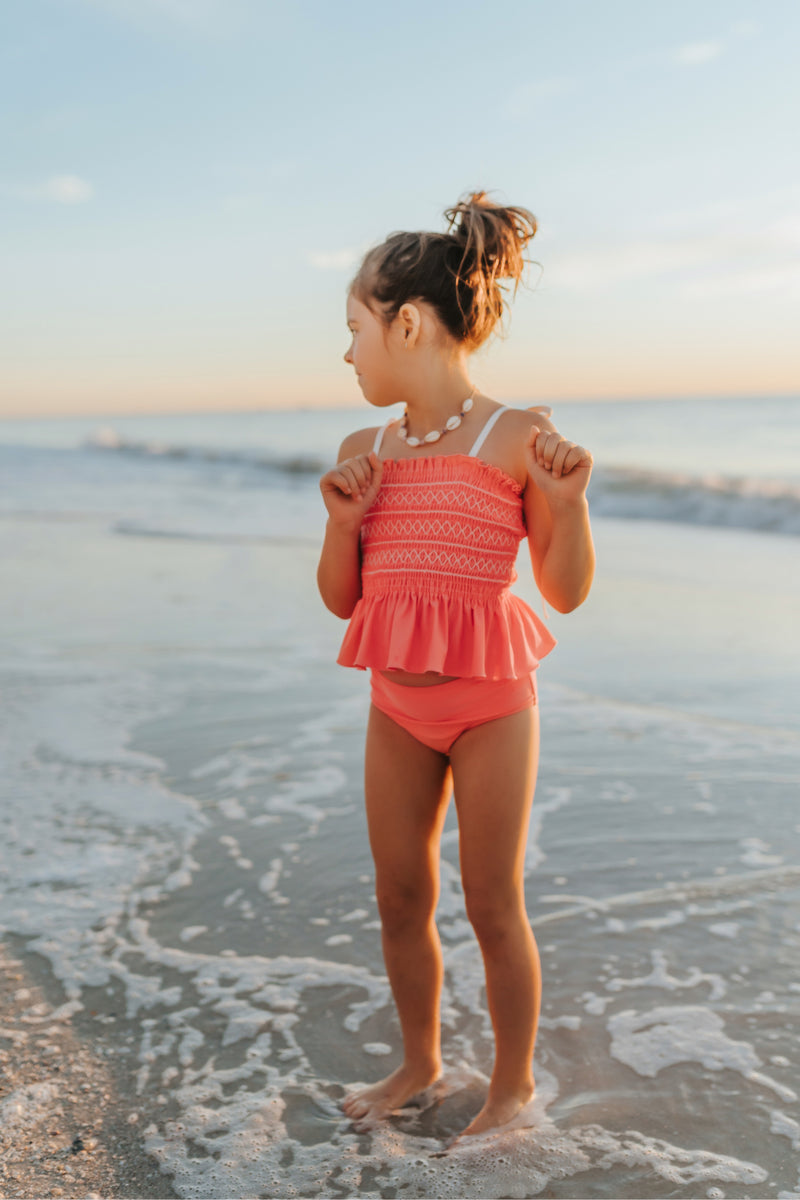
<box><xmin>488</xmin><ymin>405</ymin><xmax>559</xmax><ymax>485</ymax></box>
<box><xmin>499</xmin><ymin>405</ymin><xmax>556</xmax><ymax>431</ymax></box>
<box><xmin>336</xmin><ymin>424</ymin><xmax>386</xmax><ymax>462</ymax></box>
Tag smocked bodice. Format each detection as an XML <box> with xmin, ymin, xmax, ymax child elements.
<box><xmin>360</xmin><ymin>454</ymin><xmax>525</xmax><ymax>601</ymax></box>
<box><xmin>337</xmin><ymin>452</ymin><xmax>556</xmax><ymax>680</ymax></box>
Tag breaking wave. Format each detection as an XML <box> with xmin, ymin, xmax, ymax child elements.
<box><xmin>85</xmin><ymin>428</ymin><xmax>800</xmax><ymax>537</ymax></box>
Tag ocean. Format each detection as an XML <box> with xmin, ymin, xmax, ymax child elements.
<box><xmin>1</xmin><ymin>395</ymin><xmax>799</xmax><ymax>1197</ymax></box>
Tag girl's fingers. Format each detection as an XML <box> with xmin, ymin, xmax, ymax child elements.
<box><xmin>320</xmin><ymin>468</ymin><xmax>349</xmax><ymax>494</ymax></box>
<box><xmin>338</xmin><ymin>454</ymin><xmax>374</xmax><ymax>495</ymax></box>
<box><xmin>348</xmin><ymin>460</ymin><xmax>370</xmax><ymax>492</ymax></box>
<box><xmin>362</xmin><ymin>456</ymin><xmax>383</xmax><ymax>502</ymax></box>
<box><xmin>333</xmin><ymin>467</ymin><xmax>353</xmax><ymax>495</ymax></box>
<box><xmin>323</xmin><ymin>452</ymin><xmax>382</xmax><ymax>500</ymax></box>
<box><xmin>340</xmin><ymin>465</ymin><xmax>363</xmax><ymax>495</ymax></box>
<box><xmin>545</xmin><ymin>432</ymin><xmax>565</xmax><ymax>466</ymax></box>
<box><xmin>532</xmin><ymin>430</ymin><xmax>563</xmax><ymax>469</ymax></box>
<box><xmin>526</xmin><ymin>428</ymin><xmax>593</xmax><ymax>479</ymax></box>
<box><xmin>322</xmin><ymin>467</ymin><xmax>359</xmax><ymax>496</ymax></box>
<box><xmin>563</xmin><ymin>444</ymin><xmax>593</xmax><ymax>473</ymax></box>
<box><xmin>550</xmin><ymin>440</ymin><xmax>572</xmax><ymax>479</ymax></box>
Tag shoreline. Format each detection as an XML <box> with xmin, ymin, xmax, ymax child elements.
<box><xmin>0</xmin><ymin>936</ymin><xmax>176</xmax><ymax>1199</ymax></box>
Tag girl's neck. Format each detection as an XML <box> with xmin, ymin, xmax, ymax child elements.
<box><xmin>399</xmin><ymin>367</ymin><xmax>477</xmax><ymax>429</ymax></box>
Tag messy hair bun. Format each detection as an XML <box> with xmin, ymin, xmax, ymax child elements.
<box><xmin>349</xmin><ymin>190</ymin><xmax>538</xmax><ymax>350</ymax></box>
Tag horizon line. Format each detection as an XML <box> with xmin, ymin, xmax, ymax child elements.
<box><xmin>1</xmin><ymin>389</ymin><xmax>798</xmax><ymax>423</ymax></box>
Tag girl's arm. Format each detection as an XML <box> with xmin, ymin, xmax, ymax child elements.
<box><xmin>317</xmin><ymin>436</ymin><xmax>383</xmax><ymax>619</ymax></box>
<box><xmin>523</xmin><ymin>425</ymin><xmax>595</xmax><ymax>613</ymax></box>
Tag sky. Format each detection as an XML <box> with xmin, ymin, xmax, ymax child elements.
<box><xmin>1</xmin><ymin>0</ymin><xmax>799</xmax><ymax>418</ymax></box>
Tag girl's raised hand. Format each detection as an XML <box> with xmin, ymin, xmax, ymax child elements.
<box><xmin>525</xmin><ymin>425</ymin><xmax>593</xmax><ymax>504</ymax></box>
<box><xmin>320</xmin><ymin>451</ymin><xmax>384</xmax><ymax>529</ymax></box>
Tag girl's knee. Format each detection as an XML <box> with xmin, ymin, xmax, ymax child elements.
<box><xmin>464</xmin><ymin>887</ymin><xmax>526</xmax><ymax>948</ymax></box>
<box><xmin>375</xmin><ymin>881</ymin><xmax>437</xmax><ymax>938</ymax></box>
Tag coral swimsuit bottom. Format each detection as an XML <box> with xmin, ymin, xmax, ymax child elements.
<box><xmin>337</xmin><ymin>407</ymin><xmax>556</xmax><ymax>754</ymax></box>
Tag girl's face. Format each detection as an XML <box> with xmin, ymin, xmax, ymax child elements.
<box><xmin>344</xmin><ymin>294</ymin><xmax>403</xmax><ymax>407</ymax></box>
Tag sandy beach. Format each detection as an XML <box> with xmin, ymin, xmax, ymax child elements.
<box><xmin>0</xmin><ymin>939</ymin><xmax>177</xmax><ymax>1198</ymax></box>
<box><xmin>2</xmin><ymin>402</ymin><xmax>799</xmax><ymax>1197</ymax></box>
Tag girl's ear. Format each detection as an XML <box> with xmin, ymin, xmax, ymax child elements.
<box><xmin>397</xmin><ymin>302</ymin><xmax>422</xmax><ymax>348</ymax></box>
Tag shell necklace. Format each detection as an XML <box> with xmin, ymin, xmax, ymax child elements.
<box><xmin>396</xmin><ymin>386</ymin><xmax>477</xmax><ymax>447</ymax></box>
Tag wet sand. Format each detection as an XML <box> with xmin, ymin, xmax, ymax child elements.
<box><xmin>0</xmin><ymin>939</ymin><xmax>176</xmax><ymax>1198</ymax></box>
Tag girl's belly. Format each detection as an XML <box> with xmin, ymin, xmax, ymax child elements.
<box><xmin>378</xmin><ymin>669</ymin><xmax>458</xmax><ymax>688</ymax></box>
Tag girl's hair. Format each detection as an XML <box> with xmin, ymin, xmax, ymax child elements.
<box><xmin>349</xmin><ymin>190</ymin><xmax>538</xmax><ymax>351</ymax></box>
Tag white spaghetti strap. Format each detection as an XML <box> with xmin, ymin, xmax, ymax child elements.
<box><xmin>468</xmin><ymin>406</ymin><xmax>509</xmax><ymax>457</ymax></box>
<box><xmin>371</xmin><ymin>418</ymin><xmax>393</xmax><ymax>456</ymax></box>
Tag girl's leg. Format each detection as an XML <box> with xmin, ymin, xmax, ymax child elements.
<box><xmin>448</xmin><ymin>703</ymin><xmax>540</xmax><ymax>1138</ymax></box>
<box><xmin>342</xmin><ymin>702</ymin><xmax>452</xmax><ymax>1125</ymax></box>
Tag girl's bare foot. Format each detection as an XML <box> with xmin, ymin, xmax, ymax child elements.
<box><xmin>451</xmin><ymin>1083</ymin><xmax>535</xmax><ymax>1145</ymax></box>
<box><xmin>342</xmin><ymin>1061</ymin><xmax>442</xmax><ymax>1126</ymax></box>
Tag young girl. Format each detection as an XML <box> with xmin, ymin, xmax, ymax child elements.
<box><xmin>317</xmin><ymin>190</ymin><xmax>595</xmax><ymax>1143</ymax></box>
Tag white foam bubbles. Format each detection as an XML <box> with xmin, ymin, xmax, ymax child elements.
<box><xmin>0</xmin><ymin>656</ymin><xmax>204</xmax><ymax>1000</ymax></box>
<box><xmin>740</xmin><ymin>837</ymin><xmax>783</xmax><ymax>867</ymax></box>
<box><xmin>607</xmin><ymin>1003</ymin><xmax>796</xmax><ymax>1101</ymax></box>
<box><xmin>179</xmin><ymin>926</ymin><xmax>208</xmax><ymax>943</ymax></box>
<box><xmin>609</xmin><ymin>1004</ymin><xmax>759</xmax><ymax>1077</ymax></box>
<box><xmin>605</xmin><ymin>948</ymin><xmax>726</xmax><ymax>1000</ymax></box>
<box><xmin>525</xmin><ymin>785</ymin><xmax>573</xmax><ymax>872</ymax></box>
<box><xmin>265</xmin><ymin>765</ymin><xmax>347</xmax><ymax>824</ymax></box>
<box><xmin>771</xmin><ymin>1109</ymin><xmax>800</xmax><ymax>1149</ymax></box>
<box><xmin>709</xmin><ymin>921</ymin><xmax>740</xmax><ymax>938</ymax></box>
<box><xmin>341</xmin><ymin>908</ymin><xmax>369</xmax><ymax>922</ymax></box>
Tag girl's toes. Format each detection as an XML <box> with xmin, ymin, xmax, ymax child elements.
<box><xmin>353</xmin><ymin>1109</ymin><xmax>379</xmax><ymax>1132</ymax></box>
<box><xmin>342</xmin><ymin>1094</ymin><xmax>367</xmax><ymax>1120</ymax></box>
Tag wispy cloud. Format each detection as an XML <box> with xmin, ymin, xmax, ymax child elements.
<box><xmin>0</xmin><ymin>174</ymin><xmax>94</xmax><ymax>203</ymax></box>
<box><xmin>671</xmin><ymin>19</ymin><xmax>759</xmax><ymax>67</ymax></box>
<box><xmin>46</xmin><ymin>175</ymin><xmax>94</xmax><ymax>203</ymax></box>
<box><xmin>682</xmin><ymin>262</ymin><xmax>800</xmax><ymax>300</ymax></box>
<box><xmin>504</xmin><ymin>19</ymin><xmax>755</xmax><ymax>118</ymax></box>
<box><xmin>307</xmin><ymin>248</ymin><xmax>363</xmax><ymax>272</ymax></box>
<box><xmin>672</xmin><ymin>40</ymin><xmax>724</xmax><ymax>65</ymax></box>
<box><xmin>548</xmin><ymin>210</ymin><xmax>800</xmax><ymax>299</ymax></box>
<box><xmin>646</xmin><ymin>183</ymin><xmax>800</xmax><ymax>237</ymax></box>
<box><xmin>549</xmin><ymin>237</ymin><xmax>717</xmax><ymax>290</ymax></box>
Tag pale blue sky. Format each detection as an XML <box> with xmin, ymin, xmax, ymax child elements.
<box><xmin>2</xmin><ymin>0</ymin><xmax>799</xmax><ymax>416</ymax></box>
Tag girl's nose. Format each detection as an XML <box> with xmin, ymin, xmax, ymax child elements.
<box><xmin>344</xmin><ymin>346</ymin><xmax>353</xmax><ymax>365</ymax></box>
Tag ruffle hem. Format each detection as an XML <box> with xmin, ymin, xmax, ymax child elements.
<box><xmin>337</xmin><ymin>589</ymin><xmax>556</xmax><ymax>679</ymax></box>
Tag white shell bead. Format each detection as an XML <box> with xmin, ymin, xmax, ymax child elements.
<box><xmin>424</xmin><ymin>430</ymin><xmax>441</xmax><ymax>442</ymax></box>
<box><xmin>445</xmin><ymin>415</ymin><xmax>462</xmax><ymax>431</ymax></box>
<box><xmin>406</xmin><ymin>436</ymin><xmax>421</xmax><ymax>447</ymax></box>
<box><xmin>463</xmin><ymin>396</ymin><xmax>474</xmax><ymax>412</ymax></box>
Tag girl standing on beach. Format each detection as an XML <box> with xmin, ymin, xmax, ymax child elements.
<box><xmin>317</xmin><ymin>190</ymin><xmax>595</xmax><ymax>1142</ymax></box>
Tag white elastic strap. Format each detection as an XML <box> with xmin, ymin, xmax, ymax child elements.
<box><xmin>371</xmin><ymin>418</ymin><xmax>393</xmax><ymax>456</ymax></box>
<box><xmin>468</xmin><ymin>406</ymin><xmax>508</xmax><ymax>457</ymax></box>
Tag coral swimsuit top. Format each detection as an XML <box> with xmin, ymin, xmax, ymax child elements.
<box><xmin>337</xmin><ymin>406</ymin><xmax>557</xmax><ymax>680</ymax></box>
